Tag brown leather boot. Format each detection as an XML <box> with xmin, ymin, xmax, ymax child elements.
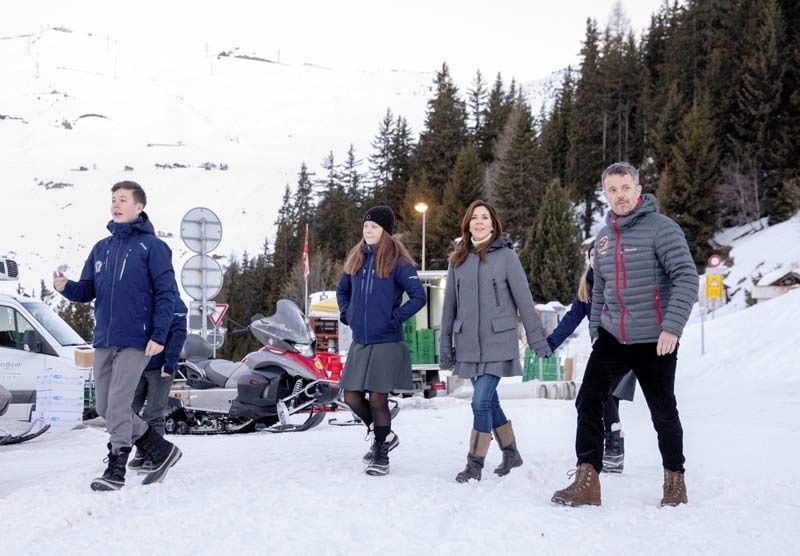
<box><xmin>660</xmin><ymin>469</ymin><xmax>688</xmax><ymax>507</ymax></box>
<box><xmin>492</xmin><ymin>420</ymin><xmax>523</xmax><ymax>476</ymax></box>
<box><xmin>551</xmin><ymin>463</ymin><xmax>602</xmax><ymax>506</ymax></box>
<box><xmin>455</xmin><ymin>430</ymin><xmax>492</xmax><ymax>483</ymax></box>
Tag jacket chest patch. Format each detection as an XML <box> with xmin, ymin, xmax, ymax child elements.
<box><xmin>95</xmin><ymin>261</ymin><xmax>103</xmax><ymax>273</ymax></box>
<box><xmin>598</xmin><ymin>236</ymin><xmax>609</xmax><ymax>255</ymax></box>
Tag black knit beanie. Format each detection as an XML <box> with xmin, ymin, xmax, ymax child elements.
<box><xmin>363</xmin><ymin>205</ymin><xmax>395</xmax><ymax>234</ymax></box>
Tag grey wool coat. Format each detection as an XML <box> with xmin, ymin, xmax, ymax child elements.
<box><xmin>591</xmin><ymin>194</ymin><xmax>699</xmax><ymax>345</ymax></box>
<box><xmin>439</xmin><ymin>236</ymin><xmax>552</xmax><ymax>372</ymax></box>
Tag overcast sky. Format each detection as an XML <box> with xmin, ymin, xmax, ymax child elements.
<box><xmin>8</xmin><ymin>0</ymin><xmax>669</xmax><ymax>83</ymax></box>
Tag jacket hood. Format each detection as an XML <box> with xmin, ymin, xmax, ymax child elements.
<box><xmin>486</xmin><ymin>234</ymin><xmax>514</xmax><ymax>253</ymax></box>
<box><xmin>606</xmin><ymin>193</ymin><xmax>659</xmax><ymax>230</ymax></box>
<box><xmin>107</xmin><ymin>212</ymin><xmax>156</xmax><ymax>238</ymax></box>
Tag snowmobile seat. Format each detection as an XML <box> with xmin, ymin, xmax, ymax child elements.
<box><xmin>204</xmin><ymin>359</ymin><xmax>246</xmax><ymax>388</ymax></box>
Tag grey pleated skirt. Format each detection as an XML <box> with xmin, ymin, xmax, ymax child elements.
<box><xmin>340</xmin><ymin>341</ymin><xmax>413</xmax><ymax>393</ymax></box>
<box><xmin>454</xmin><ymin>358</ymin><xmax>522</xmax><ymax>379</ymax></box>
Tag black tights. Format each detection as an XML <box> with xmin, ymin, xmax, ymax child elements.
<box><xmin>344</xmin><ymin>390</ymin><xmax>391</xmax><ymax>442</ymax></box>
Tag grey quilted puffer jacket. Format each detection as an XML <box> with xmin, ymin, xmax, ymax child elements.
<box><xmin>590</xmin><ymin>194</ymin><xmax>698</xmax><ymax>344</ymax></box>
<box><xmin>440</xmin><ymin>236</ymin><xmax>551</xmax><ymax>365</ymax></box>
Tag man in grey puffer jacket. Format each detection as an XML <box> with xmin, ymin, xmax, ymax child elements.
<box><xmin>552</xmin><ymin>162</ymin><xmax>698</xmax><ymax>508</ymax></box>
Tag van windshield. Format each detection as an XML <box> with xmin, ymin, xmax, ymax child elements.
<box><xmin>20</xmin><ymin>301</ymin><xmax>87</xmax><ymax>347</ymax></box>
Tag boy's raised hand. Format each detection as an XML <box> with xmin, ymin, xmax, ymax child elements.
<box><xmin>53</xmin><ymin>271</ymin><xmax>67</xmax><ymax>292</ymax></box>
<box><xmin>145</xmin><ymin>340</ymin><xmax>164</xmax><ymax>357</ymax></box>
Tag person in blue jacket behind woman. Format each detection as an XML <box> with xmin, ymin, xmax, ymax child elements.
<box><xmin>547</xmin><ymin>245</ymin><xmax>636</xmax><ymax>473</ymax></box>
<box><xmin>336</xmin><ymin>206</ymin><xmax>426</xmax><ymax>476</ymax></box>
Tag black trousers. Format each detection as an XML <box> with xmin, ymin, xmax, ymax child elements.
<box><xmin>576</xmin><ymin>327</ymin><xmax>685</xmax><ymax>473</ymax></box>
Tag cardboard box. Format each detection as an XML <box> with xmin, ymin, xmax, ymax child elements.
<box><xmin>36</xmin><ymin>391</ymin><xmax>85</xmax><ymax>412</ymax></box>
<box><xmin>36</xmin><ymin>369</ymin><xmax>87</xmax><ymax>390</ymax></box>
<box><xmin>74</xmin><ymin>347</ymin><xmax>94</xmax><ymax>368</ymax></box>
<box><xmin>563</xmin><ymin>358</ymin><xmax>574</xmax><ymax>381</ymax></box>
<box><xmin>32</xmin><ymin>410</ymin><xmax>83</xmax><ymax>429</ymax></box>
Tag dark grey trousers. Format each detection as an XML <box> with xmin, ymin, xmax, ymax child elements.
<box><xmin>132</xmin><ymin>370</ymin><xmax>174</xmax><ymax>436</ymax></box>
<box><xmin>94</xmin><ymin>347</ymin><xmax>149</xmax><ymax>452</ymax></box>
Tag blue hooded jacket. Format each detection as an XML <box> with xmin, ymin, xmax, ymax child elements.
<box><xmin>143</xmin><ymin>295</ymin><xmax>188</xmax><ymax>374</ymax></box>
<box><xmin>336</xmin><ymin>244</ymin><xmax>426</xmax><ymax>345</ymax></box>
<box><xmin>547</xmin><ymin>270</ymin><xmax>593</xmax><ymax>351</ymax></box>
<box><xmin>62</xmin><ymin>212</ymin><xmax>176</xmax><ymax>350</ymax></box>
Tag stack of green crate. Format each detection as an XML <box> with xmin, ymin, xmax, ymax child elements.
<box><xmin>415</xmin><ymin>329</ymin><xmax>435</xmax><ymax>364</ymax></box>
<box><xmin>404</xmin><ymin>315</ymin><xmax>417</xmax><ymax>361</ymax></box>
<box><xmin>522</xmin><ymin>347</ymin><xmax>560</xmax><ymax>381</ymax></box>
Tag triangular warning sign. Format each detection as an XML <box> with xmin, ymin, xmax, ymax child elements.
<box><xmin>209</xmin><ymin>303</ymin><xmax>229</xmax><ymax>327</ymax></box>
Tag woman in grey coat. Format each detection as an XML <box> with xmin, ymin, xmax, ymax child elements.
<box><xmin>439</xmin><ymin>200</ymin><xmax>552</xmax><ymax>483</ymax></box>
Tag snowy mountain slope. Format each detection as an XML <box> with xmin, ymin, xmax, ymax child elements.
<box><xmin>2</xmin><ymin>253</ymin><xmax>798</xmax><ymax>555</ymax></box>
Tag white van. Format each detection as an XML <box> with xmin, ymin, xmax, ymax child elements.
<box><xmin>0</xmin><ymin>259</ymin><xmax>91</xmax><ymax>420</ymax></box>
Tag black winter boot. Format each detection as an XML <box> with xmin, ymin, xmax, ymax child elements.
<box><xmin>127</xmin><ymin>448</ymin><xmax>148</xmax><ymax>470</ymax></box>
<box><xmin>91</xmin><ymin>443</ymin><xmax>131</xmax><ymax>491</ymax></box>
<box><xmin>363</xmin><ymin>430</ymin><xmax>400</xmax><ymax>464</ymax></box>
<box><xmin>602</xmin><ymin>427</ymin><xmax>625</xmax><ymax>473</ymax></box>
<box><xmin>135</xmin><ymin>427</ymin><xmax>182</xmax><ymax>485</ymax></box>
<box><xmin>365</xmin><ymin>441</ymin><xmax>391</xmax><ymax>476</ymax></box>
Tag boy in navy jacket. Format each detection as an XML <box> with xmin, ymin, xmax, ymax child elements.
<box><xmin>54</xmin><ymin>181</ymin><xmax>182</xmax><ymax>491</ymax></box>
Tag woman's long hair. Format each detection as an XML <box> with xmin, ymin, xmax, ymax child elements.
<box><xmin>343</xmin><ymin>231</ymin><xmax>416</xmax><ymax>279</ymax></box>
<box><xmin>576</xmin><ymin>246</ymin><xmax>595</xmax><ymax>303</ymax></box>
<box><xmin>448</xmin><ymin>200</ymin><xmax>503</xmax><ymax>268</ymax></box>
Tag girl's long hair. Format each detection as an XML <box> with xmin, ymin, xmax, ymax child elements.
<box><xmin>448</xmin><ymin>200</ymin><xmax>503</xmax><ymax>268</ymax></box>
<box><xmin>343</xmin><ymin>231</ymin><xmax>416</xmax><ymax>279</ymax></box>
<box><xmin>577</xmin><ymin>246</ymin><xmax>595</xmax><ymax>303</ymax></box>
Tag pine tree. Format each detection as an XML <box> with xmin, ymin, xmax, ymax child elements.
<box><xmin>438</xmin><ymin>144</ymin><xmax>484</xmax><ymax>259</ymax></box>
<box><xmin>369</xmin><ymin>108</ymin><xmax>394</xmax><ymax>198</ymax></box>
<box><xmin>493</xmin><ymin>98</ymin><xmax>547</xmax><ymax>246</ymax></box>
<box><xmin>730</xmin><ymin>0</ymin><xmax>785</xmax><ymax>220</ymax></box>
<box><xmin>659</xmin><ymin>93</ymin><xmax>720</xmax><ymax>267</ymax></box>
<box><xmin>519</xmin><ymin>180</ymin><xmax>583</xmax><ymax>303</ymax></box>
<box><xmin>271</xmin><ymin>184</ymin><xmax>296</xmax><ymax>283</ymax></box>
<box><xmin>540</xmin><ymin>68</ymin><xmax>575</xmax><ymax>186</ymax></box>
<box><xmin>39</xmin><ymin>279</ymin><xmax>55</xmax><ymax>306</ymax></box>
<box><xmin>56</xmin><ymin>300</ymin><xmax>94</xmax><ymax>342</ymax></box>
<box><xmin>314</xmin><ymin>151</ymin><xmax>353</xmax><ymax>261</ymax></box>
<box><xmin>477</xmin><ymin>73</ymin><xmax>510</xmax><ymax>165</ymax></box>
<box><xmin>568</xmin><ymin>18</ymin><xmax>606</xmax><ymax>237</ymax></box>
<box><xmin>467</xmin><ymin>70</ymin><xmax>488</xmax><ymax>141</ymax></box>
<box><xmin>415</xmin><ymin>62</ymin><xmax>468</xmax><ymax>200</ymax></box>
<box><xmin>398</xmin><ymin>175</ymin><xmax>436</xmax><ymax>268</ymax></box>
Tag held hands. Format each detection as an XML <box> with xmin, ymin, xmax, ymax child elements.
<box><xmin>438</xmin><ymin>347</ymin><xmax>455</xmax><ymax>370</ymax></box>
<box><xmin>534</xmin><ymin>344</ymin><xmax>553</xmax><ymax>359</ymax></box>
<box><xmin>145</xmin><ymin>340</ymin><xmax>164</xmax><ymax>357</ymax></box>
<box><xmin>53</xmin><ymin>271</ymin><xmax>67</xmax><ymax>293</ymax></box>
<box><xmin>656</xmin><ymin>331</ymin><xmax>679</xmax><ymax>356</ymax></box>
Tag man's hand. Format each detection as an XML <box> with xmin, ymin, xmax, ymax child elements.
<box><xmin>160</xmin><ymin>370</ymin><xmax>171</xmax><ymax>378</ymax></box>
<box><xmin>53</xmin><ymin>271</ymin><xmax>67</xmax><ymax>293</ymax></box>
<box><xmin>656</xmin><ymin>331</ymin><xmax>679</xmax><ymax>356</ymax></box>
<box><xmin>145</xmin><ymin>340</ymin><xmax>164</xmax><ymax>357</ymax></box>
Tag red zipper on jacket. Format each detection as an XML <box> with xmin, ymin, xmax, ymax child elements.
<box><xmin>612</xmin><ymin>214</ymin><xmax>627</xmax><ymax>343</ymax></box>
<box><xmin>654</xmin><ymin>287</ymin><xmax>663</xmax><ymax>325</ymax></box>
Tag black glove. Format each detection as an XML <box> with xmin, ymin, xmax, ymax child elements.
<box><xmin>439</xmin><ymin>347</ymin><xmax>455</xmax><ymax>370</ymax></box>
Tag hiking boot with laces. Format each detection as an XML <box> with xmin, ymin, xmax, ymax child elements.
<box><xmin>363</xmin><ymin>430</ymin><xmax>399</xmax><ymax>464</ymax></box>
<box><xmin>660</xmin><ymin>469</ymin><xmax>688</xmax><ymax>507</ymax></box>
<box><xmin>91</xmin><ymin>443</ymin><xmax>131</xmax><ymax>491</ymax></box>
<box><xmin>551</xmin><ymin>463</ymin><xmax>602</xmax><ymax>506</ymax></box>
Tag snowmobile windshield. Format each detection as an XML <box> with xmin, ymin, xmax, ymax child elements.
<box><xmin>251</xmin><ymin>299</ymin><xmax>313</xmax><ymax>345</ymax></box>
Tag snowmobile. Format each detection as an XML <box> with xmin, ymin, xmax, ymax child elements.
<box><xmin>166</xmin><ymin>299</ymin><xmax>382</xmax><ymax>434</ymax></box>
<box><xmin>0</xmin><ymin>419</ymin><xmax>50</xmax><ymax>446</ymax></box>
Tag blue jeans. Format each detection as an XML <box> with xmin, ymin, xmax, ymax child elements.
<box><xmin>471</xmin><ymin>374</ymin><xmax>508</xmax><ymax>433</ymax></box>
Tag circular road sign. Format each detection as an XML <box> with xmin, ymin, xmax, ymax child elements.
<box><xmin>707</xmin><ymin>254</ymin><xmax>722</xmax><ymax>268</ymax></box>
<box><xmin>180</xmin><ymin>207</ymin><xmax>222</xmax><ymax>254</ymax></box>
<box><xmin>180</xmin><ymin>255</ymin><xmax>223</xmax><ymax>301</ymax></box>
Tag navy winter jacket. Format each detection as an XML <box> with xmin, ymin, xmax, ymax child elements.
<box><xmin>144</xmin><ymin>295</ymin><xmax>188</xmax><ymax>374</ymax></box>
<box><xmin>336</xmin><ymin>244</ymin><xmax>426</xmax><ymax>345</ymax></box>
<box><xmin>62</xmin><ymin>213</ymin><xmax>177</xmax><ymax>350</ymax></box>
<box><xmin>547</xmin><ymin>271</ymin><xmax>593</xmax><ymax>351</ymax></box>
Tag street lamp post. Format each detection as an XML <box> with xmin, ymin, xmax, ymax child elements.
<box><xmin>414</xmin><ymin>202</ymin><xmax>429</xmax><ymax>271</ymax></box>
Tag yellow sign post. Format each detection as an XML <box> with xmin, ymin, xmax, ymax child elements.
<box><xmin>706</xmin><ymin>274</ymin><xmax>723</xmax><ymax>300</ymax></box>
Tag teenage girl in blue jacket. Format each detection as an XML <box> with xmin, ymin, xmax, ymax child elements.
<box><xmin>336</xmin><ymin>206</ymin><xmax>426</xmax><ymax>476</ymax></box>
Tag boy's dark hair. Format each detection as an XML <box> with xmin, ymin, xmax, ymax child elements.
<box><xmin>111</xmin><ymin>181</ymin><xmax>147</xmax><ymax>206</ymax></box>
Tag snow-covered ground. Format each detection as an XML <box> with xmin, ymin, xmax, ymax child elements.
<box><xmin>3</xmin><ymin>288</ymin><xmax>799</xmax><ymax>555</ymax></box>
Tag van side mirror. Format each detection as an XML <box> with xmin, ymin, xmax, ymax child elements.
<box><xmin>23</xmin><ymin>330</ymin><xmax>44</xmax><ymax>353</ymax></box>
